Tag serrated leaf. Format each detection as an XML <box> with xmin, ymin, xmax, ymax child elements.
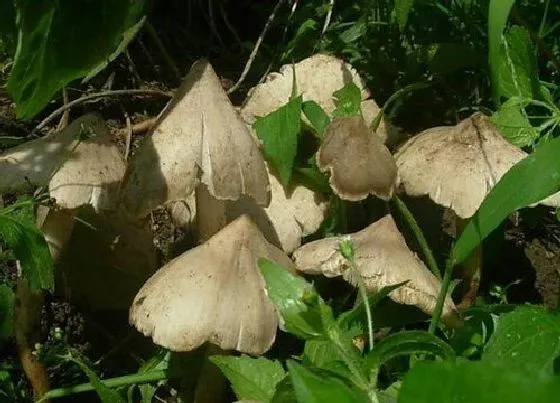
<box><xmin>399</xmin><ymin>360</ymin><xmax>560</xmax><ymax>403</ymax></box>
<box><xmin>303</xmin><ymin>340</ymin><xmax>353</xmax><ymax>381</ymax></box>
<box><xmin>452</xmin><ymin>135</ymin><xmax>560</xmax><ymax>266</ymax></box>
<box><xmin>0</xmin><ymin>284</ymin><xmax>14</xmax><ymax>340</ymax></box>
<box><xmin>483</xmin><ymin>306</ymin><xmax>560</xmax><ymax>377</ymax></box>
<box><xmin>287</xmin><ymin>361</ymin><xmax>368</xmax><ymax>403</ymax></box>
<box><xmin>0</xmin><ymin>211</ymin><xmax>53</xmax><ymax>292</ymax></box>
<box><xmin>491</xmin><ymin>97</ymin><xmax>539</xmax><ymax>147</ymax></box>
<box><xmin>254</xmin><ymin>96</ymin><xmax>302</xmax><ymax>186</ymax></box>
<box><xmin>488</xmin><ymin>0</ymin><xmax>516</xmax><ymax>99</ymax></box>
<box><xmin>365</xmin><ymin>331</ymin><xmax>455</xmax><ymax>372</ymax></box>
<box><xmin>496</xmin><ymin>26</ymin><xmax>540</xmax><ymax>100</ymax></box>
<box><xmin>258</xmin><ymin>258</ymin><xmax>325</xmax><ymax>339</ymax></box>
<box><xmin>210</xmin><ymin>355</ymin><xmax>286</xmax><ymax>402</ymax></box>
<box><xmin>332</xmin><ymin>83</ymin><xmax>362</xmax><ymax>117</ymax></box>
<box><xmin>302</xmin><ymin>101</ymin><xmax>330</xmax><ymax>138</ymax></box>
<box><xmin>394</xmin><ymin>0</ymin><xmax>415</xmax><ymax>31</ymax></box>
<box><xmin>7</xmin><ymin>0</ymin><xmax>147</xmax><ymax>119</ymax></box>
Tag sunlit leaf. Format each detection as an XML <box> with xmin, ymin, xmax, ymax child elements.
<box><xmin>394</xmin><ymin>0</ymin><xmax>415</xmax><ymax>31</ymax></box>
<box><xmin>491</xmin><ymin>97</ymin><xmax>539</xmax><ymax>147</ymax></box>
<box><xmin>488</xmin><ymin>0</ymin><xmax>516</xmax><ymax>99</ymax></box>
<box><xmin>332</xmin><ymin>83</ymin><xmax>362</xmax><ymax>117</ymax></box>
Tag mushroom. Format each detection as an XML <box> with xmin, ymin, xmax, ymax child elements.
<box><xmin>130</xmin><ymin>214</ymin><xmax>294</xmax><ymax>354</ymax></box>
<box><xmin>394</xmin><ymin>112</ymin><xmax>559</xmax><ymax>306</ymax></box>
<box><xmin>293</xmin><ymin>215</ymin><xmax>456</xmax><ymax>318</ymax></box>
<box><xmin>122</xmin><ymin>59</ymin><xmax>270</xmax><ymax>223</ymax></box>
<box><xmin>240</xmin><ymin>54</ymin><xmax>398</xmax><ymax>145</ymax></box>
<box><xmin>317</xmin><ymin>115</ymin><xmax>398</xmax><ymax>201</ymax></box>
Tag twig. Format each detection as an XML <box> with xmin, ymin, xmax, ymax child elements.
<box><xmin>122</xmin><ymin>110</ymin><xmax>133</xmax><ymax>161</ymax></box>
<box><xmin>56</xmin><ymin>88</ymin><xmax>69</xmax><ymax>131</ymax></box>
<box><xmin>32</xmin><ymin>89</ymin><xmax>171</xmax><ymax>134</ymax></box>
<box><xmin>145</xmin><ymin>21</ymin><xmax>182</xmax><ymax>82</ymax></box>
<box><xmin>113</xmin><ymin>117</ymin><xmax>158</xmax><ymax>138</ymax></box>
<box><xmin>227</xmin><ymin>0</ymin><xmax>287</xmax><ymax>94</ymax></box>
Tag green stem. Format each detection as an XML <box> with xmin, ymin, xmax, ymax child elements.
<box><xmin>428</xmin><ymin>260</ymin><xmax>454</xmax><ymax>334</ymax></box>
<box><xmin>348</xmin><ymin>258</ymin><xmax>374</xmax><ymax>352</ymax></box>
<box><xmin>392</xmin><ymin>196</ymin><xmax>441</xmax><ymax>280</ymax></box>
<box><xmin>42</xmin><ymin>369</ymin><xmax>168</xmax><ymax>400</ymax></box>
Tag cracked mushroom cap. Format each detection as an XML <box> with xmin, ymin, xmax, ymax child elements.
<box><xmin>130</xmin><ymin>215</ymin><xmax>294</xmax><ymax>354</ymax></box>
<box><xmin>240</xmin><ymin>53</ymin><xmax>394</xmax><ymax>144</ymax></box>
<box><xmin>122</xmin><ymin>59</ymin><xmax>270</xmax><ymax>218</ymax></box>
<box><xmin>0</xmin><ymin>114</ymin><xmax>125</xmax><ymax>211</ymax></box>
<box><xmin>293</xmin><ymin>215</ymin><xmax>456</xmax><ymax>317</ymax></box>
<box><xmin>317</xmin><ymin>116</ymin><xmax>397</xmax><ymax>201</ymax></box>
<box><xmin>395</xmin><ymin>112</ymin><xmax>532</xmax><ymax>219</ymax></box>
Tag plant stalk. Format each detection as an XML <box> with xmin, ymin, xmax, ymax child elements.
<box><xmin>428</xmin><ymin>260</ymin><xmax>454</xmax><ymax>334</ymax></box>
<box><xmin>348</xmin><ymin>259</ymin><xmax>374</xmax><ymax>352</ymax></box>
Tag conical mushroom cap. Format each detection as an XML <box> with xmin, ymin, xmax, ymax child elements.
<box><xmin>317</xmin><ymin>116</ymin><xmax>397</xmax><ymax>201</ymax></box>
<box><xmin>130</xmin><ymin>215</ymin><xmax>294</xmax><ymax>354</ymax></box>
<box><xmin>293</xmin><ymin>215</ymin><xmax>456</xmax><ymax>317</ymax></box>
<box><xmin>395</xmin><ymin>113</ymin><xmax>528</xmax><ymax>219</ymax></box>
<box><xmin>0</xmin><ymin>114</ymin><xmax>125</xmax><ymax>211</ymax></box>
<box><xmin>123</xmin><ymin>60</ymin><xmax>270</xmax><ymax>217</ymax></box>
<box><xmin>240</xmin><ymin>54</ymin><xmax>393</xmax><ymax>144</ymax></box>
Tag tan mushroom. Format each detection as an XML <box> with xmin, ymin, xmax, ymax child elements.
<box><xmin>240</xmin><ymin>53</ymin><xmax>397</xmax><ymax>145</ymax></box>
<box><xmin>122</xmin><ymin>59</ymin><xmax>270</xmax><ymax>219</ymax></box>
<box><xmin>130</xmin><ymin>214</ymin><xmax>294</xmax><ymax>354</ymax></box>
<box><xmin>293</xmin><ymin>215</ymin><xmax>456</xmax><ymax>317</ymax></box>
<box><xmin>317</xmin><ymin>115</ymin><xmax>398</xmax><ymax>201</ymax></box>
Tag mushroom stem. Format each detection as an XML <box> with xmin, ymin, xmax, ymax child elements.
<box><xmin>195</xmin><ymin>185</ymin><xmax>228</xmax><ymax>243</ymax></box>
<box><xmin>194</xmin><ymin>345</ymin><xmax>227</xmax><ymax>403</ymax></box>
<box><xmin>455</xmin><ymin>217</ymin><xmax>482</xmax><ymax>309</ymax></box>
<box><xmin>391</xmin><ymin>195</ymin><xmax>442</xmax><ymax>280</ymax></box>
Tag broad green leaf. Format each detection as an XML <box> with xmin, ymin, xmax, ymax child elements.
<box><xmin>271</xmin><ymin>377</ymin><xmax>297</xmax><ymax>403</ymax></box>
<box><xmin>491</xmin><ymin>97</ymin><xmax>539</xmax><ymax>147</ymax></box>
<box><xmin>287</xmin><ymin>361</ymin><xmax>368</xmax><ymax>403</ymax></box>
<box><xmin>0</xmin><ymin>211</ymin><xmax>54</xmax><ymax>292</ymax></box>
<box><xmin>254</xmin><ymin>96</ymin><xmax>302</xmax><ymax>186</ymax></box>
<box><xmin>332</xmin><ymin>83</ymin><xmax>362</xmax><ymax>117</ymax></box>
<box><xmin>394</xmin><ymin>0</ymin><xmax>415</xmax><ymax>31</ymax></box>
<box><xmin>483</xmin><ymin>306</ymin><xmax>560</xmax><ymax>377</ymax></box>
<box><xmin>70</xmin><ymin>355</ymin><xmax>126</xmax><ymax>403</ymax></box>
<box><xmin>338</xmin><ymin>22</ymin><xmax>367</xmax><ymax>44</ymax></box>
<box><xmin>294</xmin><ymin>167</ymin><xmax>331</xmax><ymax>195</ymax></box>
<box><xmin>0</xmin><ymin>284</ymin><xmax>14</xmax><ymax>340</ymax></box>
<box><xmin>302</xmin><ymin>101</ymin><xmax>330</xmax><ymax>138</ymax></box>
<box><xmin>496</xmin><ymin>26</ymin><xmax>540</xmax><ymax>100</ymax></box>
<box><xmin>210</xmin><ymin>355</ymin><xmax>286</xmax><ymax>402</ymax></box>
<box><xmin>303</xmin><ymin>340</ymin><xmax>356</xmax><ymax>382</ymax></box>
<box><xmin>7</xmin><ymin>0</ymin><xmax>147</xmax><ymax>119</ymax></box>
<box><xmin>451</xmin><ymin>135</ymin><xmax>560</xmax><ymax>266</ymax></box>
<box><xmin>488</xmin><ymin>0</ymin><xmax>516</xmax><ymax>99</ymax></box>
<box><xmin>365</xmin><ymin>331</ymin><xmax>455</xmax><ymax>372</ymax></box>
<box><xmin>258</xmin><ymin>258</ymin><xmax>325</xmax><ymax>339</ymax></box>
<box><xmin>399</xmin><ymin>360</ymin><xmax>560</xmax><ymax>403</ymax></box>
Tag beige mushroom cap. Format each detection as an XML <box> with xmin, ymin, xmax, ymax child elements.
<box><xmin>395</xmin><ymin>113</ymin><xmax>529</xmax><ymax>219</ymax></box>
<box><xmin>293</xmin><ymin>215</ymin><xmax>456</xmax><ymax>317</ymax></box>
<box><xmin>317</xmin><ymin>116</ymin><xmax>398</xmax><ymax>201</ymax></box>
<box><xmin>130</xmin><ymin>215</ymin><xmax>294</xmax><ymax>354</ymax></box>
<box><xmin>122</xmin><ymin>60</ymin><xmax>270</xmax><ymax>218</ymax></box>
<box><xmin>239</xmin><ymin>54</ymin><xmax>393</xmax><ymax>144</ymax></box>
<box><xmin>0</xmin><ymin>114</ymin><xmax>125</xmax><ymax>211</ymax></box>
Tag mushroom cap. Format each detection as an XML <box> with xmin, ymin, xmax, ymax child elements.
<box><xmin>317</xmin><ymin>116</ymin><xmax>397</xmax><ymax>201</ymax></box>
<box><xmin>395</xmin><ymin>113</ymin><xmax>527</xmax><ymax>219</ymax></box>
<box><xmin>130</xmin><ymin>215</ymin><xmax>294</xmax><ymax>354</ymax></box>
<box><xmin>0</xmin><ymin>114</ymin><xmax>125</xmax><ymax>211</ymax></box>
<box><xmin>227</xmin><ymin>166</ymin><xmax>328</xmax><ymax>253</ymax></box>
<box><xmin>293</xmin><ymin>215</ymin><xmax>456</xmax><ymax>317</ymax></box>
<box><xmin>240</xmin><ymin>54</ymin><xmax>393</xmax><ymax>144</ymax></box>
<box><xmin>122</xmin><ymin>60</ymin><xmax>270</xmax><ymax>218</ymax></box>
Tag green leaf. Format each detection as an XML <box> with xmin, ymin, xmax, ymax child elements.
<box><xmin>496</xmin><ymin>26</ymin><xmax>540</xmax><ymax>99</ymax></box>
<box><xmin>451</xmin><ymin>135</ymin><xmax>560</xmax><ymax>266</ymax></box>
<box><xmin>7</xmin><ymin>0</ymin><xmax>147</xmax><ymax>119</ymax></box>
<box><xmin>69</xmin><ymin>354</ymin><xmax>126</xmax><ymax>403</ymax></box>
<box><xmin>394</xmin><ymin>0</ymin><xmax>415</xmax><ymax>31</ymax></box>
<box><xmin>488</xmin><ymin>0</ymin><xmax>516</xmax><ymax>99</ymax></box>
<box><xmin>302</xmin><ymin>101</ymin><xmax>330</xmax><ymax>138</ymax></box>
<box><xmin>254</xmin><ymin>96</ymin><xmax>302</xmax><ymax>186</ymax></box>
<box><xmin>365</xmin><ymin>331</ymin><xmax>455</xmax><ymax>372</ymax></box>
<box><xmin>287</xmin><ymin>361</ymin><xmax>368</xmax><ymax>403</ymax></box>
<box><xmin>0</xmin><ymin>210</ymin><xmax>54</xmax><ymax>292</ymax></box>
<box><xmin>491</xmin><ymin>97</ymin><xmax>539</xmax><ymax>147</ymax></box>
<box><xmin>210</xmin><ymin>355</ymin><xmax>286</xmax><ymax>402</ymax></box>
<box><xmin>0</xmin><ymin>284</ymin><xmax>14</xmax><ymax>340</ymax></box>
<box><xmin>332</xmin><ymin>83</ymin><xmax>362</xmax><ymax>117</ymax></box>
<box><xmin>399</xmin><ymin>360</ymin><xmax>560</xmax><ymax>403</ymax></box>
<box><xmin>258</xmin><ymin>258</ymin><xmax>325</xmax><ymax>339</ymax></box>
<box><xmin>483</xmin><ymin>306</ymin><xmax>560</xmax><ymax>377</ymax></box>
